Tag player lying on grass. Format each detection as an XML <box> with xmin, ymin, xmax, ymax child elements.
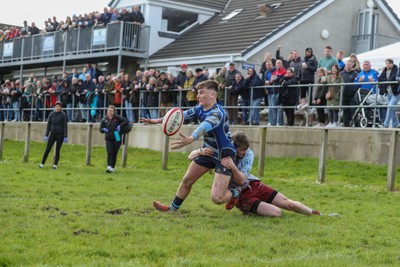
<box><xmin>188</xmin><ymin>132</ymin><xmax>322</xmax><ymax>217</ymax></box>
<box><xmin>140</xmin><ymin>80</ymin><xmax>243</xmax><ymax>212</ymax></box>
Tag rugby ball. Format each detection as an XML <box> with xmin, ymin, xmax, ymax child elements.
<box><xmin>162</xmin><ymin>107</ymin><xmax>184</xmax><ymax>136</ymax></box>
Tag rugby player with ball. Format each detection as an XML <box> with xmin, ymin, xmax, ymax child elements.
<box><xmin>140</xmin><ymin>80</ymin><xmax>243</xmax><ymax>212</ymax></box>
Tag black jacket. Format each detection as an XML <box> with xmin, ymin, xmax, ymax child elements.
<box><xmin>46</xmin><ymin>111</ymin><xmax>68</xmax><ymax>137</ymax></box>
<box><xmin>278</xmin><ymin>76</ymin><xmax>299</xmax><ymax>105</ymax></box>
<box><xmin>341</xmin><ymin>69</ymin><xmax>358</xmax><ymax>97</ymax></box>
<box><xmin>99</xmin><ymin>115</ymin><xmax>128</xmax><ymax>140</ymax></box>
<box><xmin>378</xmin><ymin>65</ymin><xmax>399</xmax><ymax>95</ymax></box>
<box><xmin>301</xmin><ymin>55</ymin><xmax>318</xmax><ymax>82</ymax></box>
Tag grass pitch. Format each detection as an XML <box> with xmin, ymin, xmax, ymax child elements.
<box><xmin>1</xmin><ymin>140</ymin><xmax>400</xmax><ymax>266</ymax></box>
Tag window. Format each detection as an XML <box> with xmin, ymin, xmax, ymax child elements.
<box><xmin>221</xmin><ymin>9</ymin><xmax>243</xmax><ymax>21</ymax></box>
<box><xmin>161</xmin><ymin>8</ymin><xmax>198</xmax><ymax>33</ymax></box>
<box><xmin>357</xmin><ymin>9</ymin><xmax>378</xmax><ymax>49</ymax></box>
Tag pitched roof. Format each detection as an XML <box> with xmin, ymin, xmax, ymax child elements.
<box><xmin>150</xmin><ymin>0</ymin><xmax>325</xmax><ymax>60</ymax></box>
<box><xmin>169</xmin><ymin>0</ymin><xmax>229</xmax><ymax>12</ymax></box>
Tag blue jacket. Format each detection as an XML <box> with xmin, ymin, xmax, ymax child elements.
<box><xmin>243</xmin><ymin>71</ymin><xmax>263</xmax><ymax>100</ymax></box>
<box><xmin>355</xmin><ymin>69</ymin><xmax>378</xmax><ymax>93</ymax></box>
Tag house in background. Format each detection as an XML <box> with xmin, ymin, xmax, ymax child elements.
<box><xmin>110</xmin><ymin>0</ymin><xmax>400</xmax><ymax>73</ymax></box>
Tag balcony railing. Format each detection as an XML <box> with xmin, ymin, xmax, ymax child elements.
<box><xmin>0</xmin><ymin>22</ymin><xmax>150</xmax><ymax>64</ymax></box>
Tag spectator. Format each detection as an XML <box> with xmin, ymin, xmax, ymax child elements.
<box><xmin>99</xmin><ymin>7</ymin><xmax>112</xmax><ymax>25</ymax></box>
<box><xmin>312</xmin><ymin>68</ymin><xmax>328</xmax><ymax>127</ymax></box>
<box><xmin>299</xmin><ymin>47</ymin><xmax>318</xmax><ymax>108</ymax></box>
<box><xmin>176</xmin><ymin>64</ymin><xmax>189</xmax><ymax>107</ymax></box>
<box><xmin>146</xmin><ymin>77</ymin><xmax>159</xmax><ymax>119</ymax></box>
<box><xmin>243</xmin><ymin>67</ymin><xmax>263</xmax><ymax>125</ymax></box>
<box><xmin>355</xmin><ymin>60</ymin><xmax>378</xmax><ymax>93</ymax></box>
<box><xmin>340</xmin><ymin>60</ymin><xmax>358</xmax><ymax>127</ymax></box>
<box><xmin>60</xmin><ymin>79</ymin><xmax>73</xmax><ymax>121</ymax></box>
<box><xmin>259</xmin><ymin>52</ymin><xmax>276</xmax><ymax>80</ymax></box>
<box><xmin>225</xmin><ymin>62</ymin><xmax>240</xmax><ymax>125</ymax></box>
<box><xmin>275</xmin><ymin>45</ymin><xmax>292</xmax><ymax>69</ymax></box>
<box><xmin>231</xmin><ymin>73</ymin><xmax>248</xmax><ymax>124</ymax></box>
<box><xmin>128</xmin><ymin>76</ymin><xmax>140</xmax><ymax>123</ymax></box>
<box><xmin>289</xmin><ymin>50</ymin><xmax>302</xmax><ymax>79</ymax></box>
<box><xmin>183</xmin><ymin>69</ymin><xmax>196</xmax><ymax>108</ymax></box>
<box><xmin>10</xmin><ymin>80</ymin><xmax>22</xmax><ymax>122</ymax></box>
<box><xmin>21</xmin><ymin>21</ymin><xmax>29</xmax><ymax>37</ymax></box>
<box><xmin>104</xmin><ymin>75</ymin><xmax>115</xmax><ymax>106</ymax></box>
<box><xmin>336</xmin><ymin>50</ymin><xmax>345</xmax><ymax>71</ymax></box>
<box><xmin>76</xmin><ymin>79</ymin><xmax>87</xmax><ymax>122</ymax></box>
<box><xmin>121</xmin><ymin>73</ymin><xmax>133</xmax><ymax>122</ymax></box>
<box><xmin>263</xmin><ymin>60</ymin><xmax>276</xmax><ymax>126</ymax></box>
<box><xmin>192</xmin><ymin>68</ymin><xmax>207</xmax><ymax>91</ymax></box>
<box><xmin>379</xmin><ymin>59</ymin><xmax>399</xmax><ymax>128</ymax></box>
<box><xmin>110</xmin><ymin>8</ymin><xmax>119</xmax><ymax>24</ymax></box>
<box><xmin>96</xmin><ymin>75</ymin><xmax>107</xmax><ymax>119</ymax></box>
<box><xmin>91</xmin><ymin>63</ymin><xmax>103</xmax><ymax>82</ymax></box>
<box><xmin>318</xmin><ymin>46</ymin><xmax>338</xmax><ymax>73</ymax></box>
<box><xmin>270</xmin><ymin>59</ymin><xmax>287</xmax><ymax>126</ymax></box>
<box><xmin>349</xmin><ymin>53</ymin><xmax>362</xmax><ymax>72</ymax></box>
<box><xmin>214</xmin><ymin>67</ymin><xmax>227</xmax><ymax>106</ymax></box>
<box><xmin>278</xmin><ymin>68</ymin><xmax>299</xmax><ymax>126</ymax></box>
<box><xmin>118</xmin><ymin>8</ymin><xmax>132</xmax><ymax>22</ymax></box>
<box><xmin>112</xmin><ymin>75</ymin><xmax>123</xmax><ymax>112</ymax></box>
<box><xmin>131</xmin><ymin>5</ymin><xmax>145</xmax><ymax>24</ymax></box>
<box><xmin>52</xmin><ymin>16</ymin><xmax>59</xmax><ymax>31</ymax></box>
<box><xmin>325</xmin><ymin>64</ymin><xmax>343</xmax><ymax>128</ymax></box>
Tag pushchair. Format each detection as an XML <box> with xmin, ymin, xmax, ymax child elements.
<box><xmin>350</xmin><ymin>87</ymin><xmax>385</xmax><ymax>128</ymax></box>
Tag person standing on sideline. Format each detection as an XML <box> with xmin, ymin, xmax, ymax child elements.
<box><xmin>99</xmin><ymin>105</ymin><xmax>128</xmax><ymax>173</ymax></box>
<box><xmin>140</xmin><ymin>80</ymin><xmax>244</xmax><ymax>212</ymax></box>
<box><xmin>40</xmin><ymin>101</ymin><xmax>68</xmax><ymax>170</ymax></box>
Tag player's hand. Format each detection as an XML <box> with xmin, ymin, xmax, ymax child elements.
<box><xmin>201</xmin><ymin>147</ymin><xmax>214</xmax><ymax>157</ymax></box>
<box><xmin>44</xmin><ymin>136</ymin><xmax>48</xmax><ymax>141</ymax></box>
<box><xmin>221</xmin><ymin>157</ymin><xmax>235</xmax><ymax>170</ymax></box>
<box><xmin>102</xmin><ymin>128</ymin><xmax>109</xmax><ymax>133</ymax></box>
<box><xmin>171</xmin><ymin>133</ymin><xmax>194</xmax><ymax>150</ymax></box>
<box><xmin>116</xmin><ymin>125</ymin><xmax>121</xmax><ymax>132</ymax></box>
<box><xmin>63</xmin><ymin>137</ymin><xmax>68</xmax><ymax>143</ymax></box>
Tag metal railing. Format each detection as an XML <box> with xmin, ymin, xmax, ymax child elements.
<box><xmin>0</xmin><ymin>80</ymin><xmax>398</xmax><ymax>127</ymax></box>
<box><xmin>0</xmin><ymin>22</ymin><xmax>150</xmax><ymax>64</ymax></box>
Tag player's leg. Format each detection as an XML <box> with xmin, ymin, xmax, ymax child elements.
<box><xmin>253</xmin><ymin>200</ymin><xmax>283</xmax><ymax>217</ymax></box>
<box><xmin>210</xmin><ymin>173</ymin><xmax>233</xmax><ymax>204</ymax></box>
<box><xmin>271</xmin><ymin>192</ymin><xmax>320</xmax><ymax>215</ymax></box>
<box><xmin>153</xmin><ymin>161</ymin><xmax>209</xmax><ymax>212</ymax></box>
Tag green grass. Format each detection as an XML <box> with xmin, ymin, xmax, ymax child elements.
<box><xmin>1</xmin><ymin>140</ymin><xmax>400</xmax><ymax>266</ymax></box>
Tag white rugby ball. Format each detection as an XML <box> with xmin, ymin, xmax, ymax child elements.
<box><xmin>162</xmin><ymin>107</ymin><xmax>184</xmax><ymax>136</ymax></box>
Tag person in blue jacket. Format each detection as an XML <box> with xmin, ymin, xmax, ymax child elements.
<box><xmin>243</xmin><ymin>67</ymin><xmax>263</xmax><ymax>125</ymax></box>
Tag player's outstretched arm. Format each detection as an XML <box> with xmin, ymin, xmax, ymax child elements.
<box><xmin>171</xmin><ymin>133</ymin><xmax>195</xmax><ymax>150</ymax></box>
<box><xmin>139</xmin><ymin>117</ymin><xmax>163</xmax><ymax>124</ymax></box>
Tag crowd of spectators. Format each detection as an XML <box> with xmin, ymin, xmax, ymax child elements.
<box><xmin>0</xmin><ymin>43</ymin><xmax>399</xmax><ymax>128</ymax></box>
<box><xmin>0</xmin><ymin>5</ymin><xmax>144</xmax><ymax>42</ymax></box>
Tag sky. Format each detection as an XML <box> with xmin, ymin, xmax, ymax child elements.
<box><xmin>1</xmin><ymin>0</ymin><xmax>400</xmax><ymax>27</ymax></box>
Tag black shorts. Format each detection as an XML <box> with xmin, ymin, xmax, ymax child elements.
<box><xmin>194</xmin><ymin>148</ymin><xmax>236</xmax><ymax>176</ymax></box>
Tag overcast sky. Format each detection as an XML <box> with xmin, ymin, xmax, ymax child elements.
<box><xmin>1</xmin><ymin>0</ymin><xmax>400</xmax><ymax>27</ymax></box>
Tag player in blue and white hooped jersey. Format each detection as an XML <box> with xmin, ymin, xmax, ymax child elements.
<box><xmin>140</xmin><ymin>80</ymin><xmax>245</xmax><ymax>212</ymax></box>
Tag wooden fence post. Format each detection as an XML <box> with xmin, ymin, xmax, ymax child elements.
<box><xmin>318</xmin><ymin>129</ymin><xmax>329</xmax><ymax>184</ymax></box>
<box><xmin>387</xmin><ymin>130</ymin><xmax>398</xmax><ymax>191</ymax></box>
<box><xmin>162</xmin><ymin>134</ymin><xmax>169</xmax><ymax>170</ymax></box>
<box><xmin>258</xmin><ymin>126</ymin><xmax>267</xmax><ymax>177</ymax></box>
<box><xmin>0</xmin><ymin>123</ymin><xmax>5</xmax><ymax>160</ymax></box>
<box><xmin>86</xmin><ymin>124</ymin><xmax>93</xmax><ymax>166</ymax></box>
<box><xmin>121</xmin><ymin>133</ymin><xmax>129</xmax><ymax>168</ymax></box>
<box><xmin>23</xmin><ymin>123</ymin><xmax>31</xmax><ymax>163</ymax></box>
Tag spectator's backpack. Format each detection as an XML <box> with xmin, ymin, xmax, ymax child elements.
<box><xmin>120</xmin><ymin>122</ymin><xmax>133</xmax><ymax>135</ymax></box>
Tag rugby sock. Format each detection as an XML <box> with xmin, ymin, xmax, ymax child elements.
<box><xmin>170</xmin><ymin>195</ymin><xmax>184</xmax><ymax>211</ymax></box>
<box><xmin>230</xmin><ymin>188</ymin><xmax>239</xmax><ymax>198</ymax></box>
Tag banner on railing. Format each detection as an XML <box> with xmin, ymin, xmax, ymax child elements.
<box><xmin>3</xmin><ymin>42</ymin><xmax>13</xmax><ymax>57</ymax></box>
<box><xmin>43</xmin><ymin>35</ymin><xmax>55</xmax><ymax>52</ymax></box>
<box><xmin>92</xmin><ymin>28</ymin><xmax>107</xmax><ymax>46</ymax></box>
<box><xmin>242</xmin><ymin>63</ymin><xmax>255</xmax><ymax>70</ymax></box>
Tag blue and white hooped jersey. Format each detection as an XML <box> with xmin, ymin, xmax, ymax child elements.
<box><xmin>229</xmin><ymin>148</ymin><xmax>260</xmax><ymax>190</ymax></box>
<box><xmin>184</xmin><ymin>103</ymin><xmax>235</xmax><ymax>160</ymax></box>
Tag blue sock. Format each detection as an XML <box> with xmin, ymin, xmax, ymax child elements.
<box><xmin>170</xmin><ymin>195</ymin><xmax>184</xmax><ymax>211</ymax></box>
<box><xmin>230</xmin><ymin>188</ymin><xmax>239</xmax><ymax>198</ymax></box>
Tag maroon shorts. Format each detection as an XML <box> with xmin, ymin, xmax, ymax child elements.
<box><xmin>237</xmin><ymin>180</ymin><xmax>278</xmax><ymax>214</ymax></box>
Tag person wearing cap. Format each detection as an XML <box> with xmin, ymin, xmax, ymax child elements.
<box><xmin>191</xmin><ymin>68</ymin><xmax>207</xmax><ymax>91</ymax></box>
<box><xmin>40</xmin><ymin>101</ymin><xmax>68</xmax><ymax>170</ymax></box>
